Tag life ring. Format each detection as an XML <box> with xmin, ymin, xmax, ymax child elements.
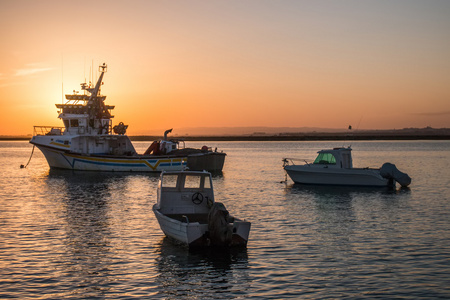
<box><xmin>113</xmin><ymin>122</ymin><xmax>128</xmax><ymax>135</ymax></box>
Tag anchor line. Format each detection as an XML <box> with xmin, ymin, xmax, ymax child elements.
<box><xmin>21</xmin><ymin>145</ymin><xmax>35</xmax><ymax>168</ymax></box>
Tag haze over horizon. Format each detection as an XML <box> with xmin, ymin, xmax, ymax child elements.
<box><xmin>2</xmin><ymin>125</ymin><xmax>447</xmax><ymax>139</ymax></box>
<box><xmin>1</xmin><ymin>0</ymin><xmax>449</xmax><ymax>136</ymax></box>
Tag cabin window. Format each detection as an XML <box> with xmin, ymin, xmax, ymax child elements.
<box><xmin>70</xmin><ymin>119</ymin><xmax>79</xmax><ymax>127</ymax></box>
<box><xmin>162</xmin><ymin>174</ymin><xmax>178</xmax><ymax>188</ymax></box>
<box><xmin>184</xmin><ymin>175</ymin><xmax>202</xmax><ymax>189</ymax></box>
<box><xmin>313</xmin><ymin>153</ymin><xmax>336</xmax><ymax>165</ymax></box>
<box><xmin>204</xmin><ymin>177</ymin><xmax>211</xmax><ymax>189</ymax></box>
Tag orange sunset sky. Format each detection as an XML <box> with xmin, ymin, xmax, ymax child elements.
<box><xmin>1</xmin><ymin>0</ymin><xmax>449</xmax><ymax>136</ymax></box>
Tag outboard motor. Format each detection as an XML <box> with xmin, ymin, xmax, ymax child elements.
<box><xmin>380</xmin><ymin>163</ymin><xmax>411</xmax><ymax>187</ymax></box>
<box><xmin>208</xmin><ymin>202</ymin><xmax>233</xmax><ymax>246</ymax></box>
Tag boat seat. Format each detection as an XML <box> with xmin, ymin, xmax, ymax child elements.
<box><xmin>165</xmin><ymin>213</ymin><xmax>209</xmax><ymax>224</ymax></box>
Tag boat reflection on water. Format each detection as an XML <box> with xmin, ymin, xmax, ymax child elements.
<box><xmin>43</xmin><ymin>169</ymin><xmax>116</xmax><ymax>298</ymax></box>
<box><xmin>283</xmin><ymin>183</ymin><xmax>412</xmax><ymax>223</ymax></box>
<box><xmin>287</xmin><ymin>182</ymin><xmax>411</xmax><ymax>199</ymax></box>
<box><xmin>282</xmin><ymin>182</ymin><xmax>412</xmax><ymax>248</ymax></box>
<box><xmin>154</xmin><ymin>237</ymin><xmax>250</xmax><ymax>298</ymax></box>
<box><xmin>281</xmin><ymin>182</ymin><xmax>415</xmax><ymax>275</ymax></box>
<box><xmin>41</xmin><ymin>169</ymin><xmax>160</xmax><ymax>298</ymax></box>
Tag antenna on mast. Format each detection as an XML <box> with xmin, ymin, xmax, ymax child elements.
<box><xmin>61</xmin><ymin>53</ymin><xmax>64</xmax><ymax>104</ymax></box>
<box><xmin>84</xmin><ymin>57</ymin><xmax>86</xmax><ymax>94</ymax></box>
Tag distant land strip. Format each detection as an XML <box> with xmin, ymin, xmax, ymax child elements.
<box><xmin>3</xmin><ymin>128</ymin><xmax>450</xmax><ymax>141</ymax></box>
<box><xmin>131</xmin><ymin>127</ymin><xmax>450</xmax><ymax>141</ymax></box>
<box><xmin>130</xmin><ymin>133</ymin><xmax>450</xmax><ymax>141</ymax></box>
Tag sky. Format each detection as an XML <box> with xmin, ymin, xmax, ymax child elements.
<box><xmin>1</xmin><ymin>0</ymin><xmax>449</xmax><ymax>136</ymax></box>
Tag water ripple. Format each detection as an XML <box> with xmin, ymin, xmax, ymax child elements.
<box><xmin>1</xmin><ymin>141</ymin><xmax>450</xmax><ymax>298</ymax></box>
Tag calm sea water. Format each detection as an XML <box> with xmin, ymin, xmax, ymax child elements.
<box><xmin>1</xmin><ymin>140</ymin><xmax>449</xmax><ymax>299</ymax></box>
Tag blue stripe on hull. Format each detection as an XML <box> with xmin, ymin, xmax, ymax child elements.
<box><xmin>63</xmin><ymin>153</ymin><xmax>186</xmax><ymax>171</ymax></box>
<box><xmin>72</xmin><ymin>158</ymin><xmax>146</xmax><ymax>168</ymax></box>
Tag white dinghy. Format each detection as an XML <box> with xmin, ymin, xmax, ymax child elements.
<box><xmin>283</xmin><ymin>147</ymin><xmax>411</xmax><ymax>187</ymax></box>
<box><xmin>153</xmin><ymin>170</ymin><xmax>251</xmax><ymax>247</ymax></box>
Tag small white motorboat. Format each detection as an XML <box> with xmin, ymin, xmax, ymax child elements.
<box><xmin>283</xmin><ymin>147</ymin><xmax>411</xmax><ymax>187</ymax></box>
<box><xmin>153</xmin><ymin>170</ymin><xmax>251</xmax><ymax>247</ymax></box>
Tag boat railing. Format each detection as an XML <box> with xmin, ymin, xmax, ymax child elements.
<box><xmin>33</xmin><ymin>126</ymin><xmax>65</xmax><ymax>136</ymax></box>
<box><xmin>282</xmin><ymin>157</ymin><xmax>311</xmax><ymax>167</ymax></box>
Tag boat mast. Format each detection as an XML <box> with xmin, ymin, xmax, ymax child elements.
<box><xmin>84</xmin><ymin>63</ymin><xmax>107</xmax><ymax>127</ymax></box>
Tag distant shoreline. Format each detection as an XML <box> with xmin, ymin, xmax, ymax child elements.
<box><xmin>130</xmin><ymin>134</ymin><xmax>450</xmax><ymax>141</ymax></box>
<box><xmin>3</xmin><ymin>133</ymin><xmax>450</xmax><ymax>142</ymax></box>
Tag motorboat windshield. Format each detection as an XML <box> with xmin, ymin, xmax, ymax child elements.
<box><xmin>160</xmin><ymin>171</ymin><xmax>212</xmax><ymax>190</ymax></box>
<box><xmin>311</xmin><ymin>148</ymin><xmax>352</xmax><ymax>168</ymax></box>
<box><xmin>313</xmin><ymin>152</ymin><xmax>337</xmax><ymax>165</ymax></box>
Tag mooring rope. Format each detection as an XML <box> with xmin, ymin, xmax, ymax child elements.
<box><xmin>21</xmin><ymin>145</ymin><xmax>35</xmax><ymax>168</ymax></box>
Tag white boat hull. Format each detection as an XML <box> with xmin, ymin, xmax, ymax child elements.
<box><xmin>153</xmin><ymin>207</ymin><xmax>208</xmax><ymax>246</ymax></box>
<box><xmin>285</xmin><ymin>165</ymin><xmax>392</xmax><ymax>187</ymax></box>
<box><xmin>34</xmin><ymin>144</ymin><xmax>187</xmax><ymax>172</ymax></box>
<box><xmin>153</xmin><ymin>205</ymin><xmax>251</xmax><ymax>247</ymax></box>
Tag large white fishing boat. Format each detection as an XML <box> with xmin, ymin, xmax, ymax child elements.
<box><xmin>283</xmin><ymin>147</ymin><xmax>411</xmax><ymax>187</ymax></box>
<box><xmin>30</xmin><ymin>63</ymin><xmax>226</xmax><ymax>172</ymax></box>
<box><xmin>153</xmin><ymin>170</ymin><xmax>251</xmax><ymax>247</ymax></box>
